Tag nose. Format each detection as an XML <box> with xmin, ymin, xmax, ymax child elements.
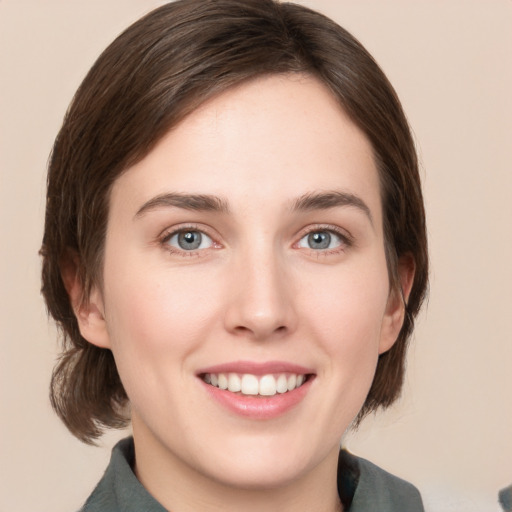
<box><xmin>223</xmin><ymin>247</ymin><xmax>297</xmax><ymax>341</ymax></box>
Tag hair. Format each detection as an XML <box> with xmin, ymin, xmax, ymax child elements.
<box><xmin>41</xmin><ymin>0</ymin><xmax>428</xmax><ymax>444</ymax></box>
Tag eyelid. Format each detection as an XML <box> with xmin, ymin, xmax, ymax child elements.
<box><xmin>159</xmin><ymin>223</ymin><xmax>222</xmax><ymax>255</ymax></box>
<box><xmin>293</xmin><ymin>224</ymin><xmax>354</xmax><ymax>251</ymax></box>
<box><xmin>156</xmin><ymin>222</ymin><xmax>353</xmax><ymax>256</ymax></box>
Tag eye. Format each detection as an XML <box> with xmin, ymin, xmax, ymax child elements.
<box><xmin>297</xmin><ymin>230</ymin><xmax>344</xmax><ymax>250</ymax></box>
<box><xmin>166</xmin><ymin>230</ymin><xmax>214</xmax><ymax>251</ymax></box>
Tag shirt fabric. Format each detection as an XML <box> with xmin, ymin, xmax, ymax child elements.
<box><xmin>80</xmin><ymin>437</ymin><xmax>424</xmax><ymax>511</ymax></box>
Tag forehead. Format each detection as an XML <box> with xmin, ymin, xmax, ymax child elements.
<box><xmin>110</xmin><ymin>74</ymin><xmax>381</xmax><ymax>221</ymax></box>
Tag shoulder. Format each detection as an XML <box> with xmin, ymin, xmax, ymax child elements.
<box><xmin>79</xmin><ymin>437</ymin><xmax>166</xmax><ymax>512</ymax></box>
<box><xmin>339</xmin><ymin>450</ymin><xmax>425</xmax><ymax>512</ymax></box>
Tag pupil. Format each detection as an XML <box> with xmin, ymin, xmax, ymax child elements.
<box><xmin>308</xmin><ymin>232</ymin><xmax>330</xmax><ymax>249</ymax></box>
<box><xmin>179</xmin><ymin>231</ymin><xmax>201</xmax><ymax>250</ymax></box>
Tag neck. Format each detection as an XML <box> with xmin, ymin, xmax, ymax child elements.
<box><xmin>132</xmin><ymin>427</ymin><xmax>343</xmax><ymax>512</ymax></box>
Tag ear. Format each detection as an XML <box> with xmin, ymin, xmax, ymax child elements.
<box><xmin>379</xmin><ymin>253</ymin><xmax>415</xmax><ymax>355</ymax></box>
<box><xmin>60</xmin><ymin>250</ymin><xmax>111</xmax><ymax>349</ymax></box>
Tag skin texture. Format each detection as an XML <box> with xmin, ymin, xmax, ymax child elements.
<box><xmin>71</xmin><ymin>74</ymin><xmax>412</xmax><ymax>512</ymax></box>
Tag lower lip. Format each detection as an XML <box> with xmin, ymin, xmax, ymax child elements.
<box><xmin>200</xmin><ymin>378</ymin><xmax>313</xmax><ymax>419</ymax></box>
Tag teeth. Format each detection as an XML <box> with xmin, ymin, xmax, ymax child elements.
<box><xmin>203</xmin><ymin>372</ymin><xmax>308</xmax><ymax>396</ymax></box>
<box><xmin>276</xmin><ymin>374</ymin><xmax>288</xmax><ymax>394</ymax></box>
<box><xmin>218</xmin><ymin>373</ymin><xmax>228</xmax><ymax>390</ymax></box>
<box><xmin>241</xmin><ymin>374</ymin><xmax>259</xmax><ymax>395</ymax></box>
<box><xmin>228</xmin><ymin>373</ymin><xmax>241</xmax><ymax>392</ymax></box>
<box><xmin>259</xmin><ymin>375</ymin><xmax>277</xmax><ymax>396</ymax></box>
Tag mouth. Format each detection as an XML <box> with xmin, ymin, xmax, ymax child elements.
<box><xmin>200</xmin><ymin>372</ymin><xmax>312</xmax><ymax>397</ymax></box>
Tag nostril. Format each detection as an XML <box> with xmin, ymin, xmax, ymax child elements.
<box><xmin>233</xmin><ymin>325</ymin><xmax>251</xmax><ymax>333</ymax></box>
<box><xmin>231</xmin><ymin>323</ymin><xmax>288</xmax><ymax>340</ymax></box>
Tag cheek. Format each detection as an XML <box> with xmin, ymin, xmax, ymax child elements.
<box><xmin>101</xmin><ymin>256</ymin><xmax>222</xmax><ymax>390</ymax></box>
<box><xmin>302</xmin><ymin>257</ymin><xmax>390</xmax><ymax>385</ymax></box>
<box><xmin>292</xmin><ymin>259</ymin><xmax>390</xmax><ymax>439</ymax></box>
<box><xmin>306</xmin><ymin>260</ymin><xmax>389</xmax><ymax>341</ymax></box>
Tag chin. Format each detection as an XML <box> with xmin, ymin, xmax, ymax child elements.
<box><xmin>207</xmin><ymin>456</ymin><xmax>309</xmax><ymax>491</ymax></box>
<box><xmin>191</xmin><ymin>432</ymin><xmax>328</xmax><ymax>491</ymax></box>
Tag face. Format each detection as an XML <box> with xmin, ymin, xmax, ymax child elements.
<box><xmin>81</xmin><ymin>75</ymin><xmax>406</xmax><ymax>491</ymax></box>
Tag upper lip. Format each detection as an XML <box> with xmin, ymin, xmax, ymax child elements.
<box><xmin>196</xmin><ymin>360</ymin><xmax>314</xmax><ymax>376</ymax></box>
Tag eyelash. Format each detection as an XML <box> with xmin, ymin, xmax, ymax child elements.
<box><xmin>295</xmin><ymin>225</ymin><xmax>353</xmax><ymax>255</ymax></box>
<box><xmin>158</xmin><ymin>224</ymin><xmax>353</xmax><ymax>257</ymax></box>
<box><xmin>159</xmin><ymin>224</ymin><xmax>219</xmax><ymax>258</ymax></box>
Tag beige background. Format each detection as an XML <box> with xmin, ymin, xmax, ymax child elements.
<box><xmin>1</xmin><ymin>1</ymin><xmax>511</xmax><ymax>511</ymax></box>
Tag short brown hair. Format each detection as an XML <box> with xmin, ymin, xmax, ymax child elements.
<box><xmin>41</xmin><ymin>0</ymin><xmax>428</xmax><ymax>444</ymax></box>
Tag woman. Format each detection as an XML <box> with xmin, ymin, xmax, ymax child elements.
<box><xmin>41</xmin><ymin>0</ymin><xmax>428</xmax><ymax>510</ymax></box>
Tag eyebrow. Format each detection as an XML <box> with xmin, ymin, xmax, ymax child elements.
<box><xmin>134</xmin><ymin>190</ymin><xmax>373</xmax><ymax>224</ymax></box>
<box><xmin>135</xmin><ymin>193</ymin><xmax>230</xmax><ymax>218</ymax></box>
<box><xmin>291</xmin><ymin>191</ymin><xmax>373</xmax><ymax>225</ymax></box>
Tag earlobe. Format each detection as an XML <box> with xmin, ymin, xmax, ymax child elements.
<box><xmin>60</xmin><ymin>250</ymin><xmax>111</xmax><ymax>349</ymax></box>
<box><xmin>76</xmin><ymin>288</ymin><xmax>111</xmax><ymax>349</ymax></box>
<box><xmin>379</xmin><ymin>254</ymin><xmax>415</xmax><ymax>354</ymax></box>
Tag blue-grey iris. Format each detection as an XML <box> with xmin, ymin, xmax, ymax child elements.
<box><xmin>178</xmin><ymin>231</ymin><xmax>202</xmax><ymax>250</ymax></box>
<box><xmin>308</xmin><ymin>232</ymin><xmax>331</xmax><ymax>249</ymax></box>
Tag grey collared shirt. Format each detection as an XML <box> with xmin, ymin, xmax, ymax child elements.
<box><xmin>80</xmin><ymin>438</ymin><xmax>424</xmax><ymax>511</ymax></box>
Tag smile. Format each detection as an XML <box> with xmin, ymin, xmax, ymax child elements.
<box><xmin>201</xmin><ymin>373</ymin><xmax>308</xmax><ymax>396</ymax></box>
